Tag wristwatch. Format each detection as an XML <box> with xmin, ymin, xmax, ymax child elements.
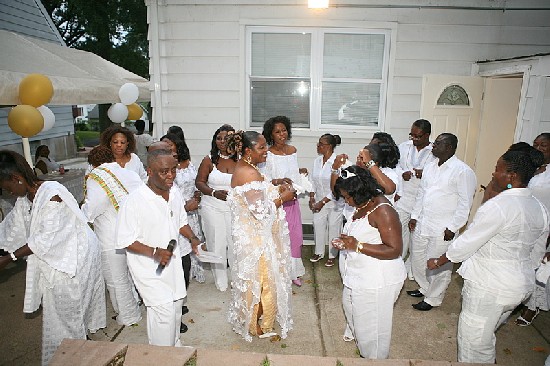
<box><xmin>356</xmin><ymin>242</ymin><xmax>364</xmax><ymax>254</ymax></box>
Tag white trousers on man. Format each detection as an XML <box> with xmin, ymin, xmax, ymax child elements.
<box><xmin>200</xmin><ymin>206</ymin><xmax>233</xmax><ymax>291</ymax></box>
<box><xmin>458</xmin><ymin>280</ymin><xmax>529</xmax><ymax>363</ymax></box>
<box><xmin>410</xmin><ymin>231</ymin><xmax>453</xmax><ymax>306</ymax></box>
<box><xmin>342</xmin><ymin>282</ymin><xmax>403</xmax><ymax>359</ymax></box>
<box><xmin>101</xmin><ymin>248</ymin><xmax>141</xmax><ymax>326</ymax></box>
<box><xmin>395</xmin><ymin>207</ymin><xmax>413</xmax><ymax>277</ymax></box>
<box><xmin>313</xmin><ymin>201</ymin><xmax>343</xmax><ymax>259</ymax></box>
<box><xmin>146</xmin><ymin>298</ymin><xmax>184</xmax><ymax>346</ymax></box>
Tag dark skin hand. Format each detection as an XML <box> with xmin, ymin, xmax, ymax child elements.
<box><xmin>409</xmin><ymin>219</ymin><xmax>454</xmax><ymax>241</ymax></box>
<box><xmin>0</xmin><ymin>244</ymin><xmax>33</xmax><ymax>271</ymax></box>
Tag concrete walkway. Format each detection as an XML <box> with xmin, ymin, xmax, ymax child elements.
<box><xmin>2</xmin><ymin>243</ymin><xmax>548</xmax><ymax>365</ymax></box>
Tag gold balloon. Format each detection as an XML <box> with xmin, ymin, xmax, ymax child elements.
<box><xmin>19</xmin><ymin>73</ymin><xmax>54</xmax><ymax>107</ymax></box>
<box><xmin>127</xmin><ymin>103</ymin><xmax>143</xmax><ymax>120</ymax></box>
<box><xmin>8</xmin><ymin>105</ymin><xmax>45</xmax><ymax>137</ymax></box>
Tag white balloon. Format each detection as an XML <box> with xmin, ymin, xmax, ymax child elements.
<box><xmin>37</xmin><ymin>105</ymin><xmax>55</xmax><ymax>132</ymax></box>
<box><xmin>108</xmin><ymin>103</ymin><xmax>129</xmax><ymax>123</ymax></box>
<box><xmin>119</xmin><ymin>83</ymin><xmax>139</xmax><ymax>105</ymax></box>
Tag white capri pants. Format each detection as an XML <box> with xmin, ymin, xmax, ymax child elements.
<box><xmin>458</xmin><ymin>280</ymin><xmax>529</xmax><ymax>364</ymax></box>
<box><xmin>200</xmin><ymin>203</ymin><xmax>233</xmax><ymax>292</ymax></box>
<box><xmin>101</xmin><ymin>248</ymin><xmax>141</xmax><ymax>326</ymax></box>
<box><xmin>342</xmin><ymin>282</ymin><xmax>403</xmax><ymax>359</ymax></box>
<box><xmin>313</xmin><ymin>201</ymin><xmax>343</xmax><ymax>259</ymax></box>
<box><xmin>410</xmin><ymin>231</ymin><xmax>453</xmax><ymax>307</ymax></box>
<box><xmin>146</xmin><ymin>298</ymin><xmax>184</xmax><ymax>347</ymax></box>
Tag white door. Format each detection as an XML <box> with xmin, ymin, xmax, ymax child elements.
<box><xmin>420</xmin><ymin>75</ymin><xmax>484</xmax><ymax>167</ymax></box>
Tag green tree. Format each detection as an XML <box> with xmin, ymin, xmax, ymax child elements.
<box><xmin>42</xmin><ymin>0</ymin><xmax>149</xmax><ymax>132</ymax></box>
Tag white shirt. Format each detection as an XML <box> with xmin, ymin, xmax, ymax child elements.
<box><xmin>380</xmin><ymin>166</ymin><xmax>399</xmax><ymax>203</ymax></box>
<box><xmin>447</xmin><ymin>188</ymin><xmax>549</xmax><ymax>293</ymax></box>
<box><xmin>394</xmin><ymin>140</ymin><xmax>437</xmax><ymax>212</ymax></box>
<box><xmin>116</xmin><ymin>185</ymin><xmax>188</xmax><ymax>306</ymax></box>
<box><xmin>529</xmin><ymin>168</ymin><xmax>550</xmax><ymax>212</ymax></box>
<box><xmin>311</xmin><ymin>153</ymin><xmax>340</xmax><ymax>204</ymax></box>
<box><xmin>134</xmin><ymin>133</ymin><xmax>154</xmax><ymax>165</ymax></box>
<box><xmin>125</xmin><ymin>153</ymin><xmax>148</xmax><ymax>182</ymax></box>
<box><xmin>81</xmin><ymin>162</ymin><xmax>144</xmax><ymax>251</ymax></box>
<box><xmin>261</xmin><ymin>151</ymin><xmax>301</xmax><ymax>183</ymax></box>
<box><xmin>411</xmin><ymin>155</ymin><xmax>477</xmax><ymax>236</ymax></box>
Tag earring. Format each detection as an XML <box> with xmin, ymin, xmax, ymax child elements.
<box><xmin>506</xmin><ymin>183</ymin><xmax>512</xmax><ymax>189</ymax></box>
<box><xmin>245</xmin><ymin>155</ymin><xmax>252</xmax><ymax>163</ymax></box>
<box><xmin>18</xmin><ymin>180</ymin><xmax>22</xmax><ymax>185</ymax></box>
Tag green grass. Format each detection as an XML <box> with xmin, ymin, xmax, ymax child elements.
<box><xmin>76</xmin><ymin>130</ymin><xmax>100</xmax><ymax>147</ymax></box>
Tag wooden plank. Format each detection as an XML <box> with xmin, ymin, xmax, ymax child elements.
<box><xmin>123</xmin><ymin>344</ymin><xmax>195</xmax><ymax>366</ymax></box>
<box><xmin>49</xmin><ymin>339</ymin><xmax>127</xmax><ymax>366</ymax></box>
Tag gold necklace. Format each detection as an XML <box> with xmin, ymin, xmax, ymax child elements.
<box><xmin>243</xmin><ymin>157</ymin><xmax>260</xmax><ymax>172</ymax></box>
<box><xmin>353</xmin><ymin>199</ymin><xmax>373</xmax><ymax>219</ymax></box>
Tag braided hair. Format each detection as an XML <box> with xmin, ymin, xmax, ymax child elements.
<box><xmin>226</xmin><ymin>130</ymin><xmax>262</xmax><ymax>158</ymax></box>
<box><xmin>333</xmin><ymin>165</ymin><xmax>384</xmax><ymax>206</ymax></box>
<box><xmin>501</xmin><ymin>147</ymin><xmax>544</xmax><ymax>186</ymax></box>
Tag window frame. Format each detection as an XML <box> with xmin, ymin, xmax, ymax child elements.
<box><xmin>245</xmin><ymin>26</ymin><xmax>392</xmax><ymax>133</ymax></box>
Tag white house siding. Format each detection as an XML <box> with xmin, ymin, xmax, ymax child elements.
<box><xmin>147</xmin><ymin>0</ymin><xmax>550</xmax><ymax>223</ymax></box>
<box><xmin>0</xmin><ymin>0</ymin><xmax>76</xmax><ymax>160</ymax></box>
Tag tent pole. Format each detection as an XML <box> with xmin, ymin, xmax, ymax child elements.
<box><xmin>22</xmin><ymin>137</ymin><xmax>33</xmax><ymax>167</ymax></box>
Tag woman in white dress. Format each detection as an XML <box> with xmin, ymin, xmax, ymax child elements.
<box><xmin>309</xmin><ymin>133</ymin><xmax>344</xmax><ymax>267</ymax></box>
<box><xmin>0</xmin><ymin>150</ymin><xmax>105</xmax><ymax>366</ymax></box>
<box><xmin>226</xmin><ymin>130</ymin><xmax>295</xmax><ymax>341</ymax></box>
<box><xmin>262</xmin><ymin>116</ymin><xmax>307</xmax><ymax>286</ymax></box>
<box><xmin>428</xmin><ymin>147</ymin><xmax>549</xmax><ymax>364</ymax></box>
<box><xmin>196</xmin><ymin>124</ymin><xmax>237</xmax><ymax>291</ymax></box>
<box><xmin>332</xmin><ymin>165</ymin><xmax>405</xmax><ymax>359</ymax></box>
<box><xmin>82</xmin><ymin>146</ymin><xmax>142</xmax><ymax>327</ymax></box>
<box><xmin>99</xmin><ymin>126</ymin><xmax>147</xmax><ymax>181</ymax></box>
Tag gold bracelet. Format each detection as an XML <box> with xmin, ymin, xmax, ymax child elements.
<box><xmin>356</xmin><ymin>242</ymin><xmax>364</xmax><ymax>253</ymax></box>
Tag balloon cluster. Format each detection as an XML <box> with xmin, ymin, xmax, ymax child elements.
<box><xmin>8</xmin><ymin>74</ymin><xmax>56</xmax><ymax>137</ymax></box>
<box><xmin>107</xmin><ymin>83</ymin><xmax>143</xmax><ymax>123</ymax></box>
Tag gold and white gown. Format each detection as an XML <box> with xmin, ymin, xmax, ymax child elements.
<box><xmin>227</xmin><ymin>179</ymin><xmax>293</xmax><ymax>341</ymax></box>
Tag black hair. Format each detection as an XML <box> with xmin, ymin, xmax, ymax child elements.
<box><xmin>134</xmin><ymin>120</ymin><xmax>145</xmax><ymax>132</ymax></box>
<box><xmin>438</xmin><ymin>133</ymin><xmax>458</xmax><ymax>151</ymax></box>
<box><xmin>412</xmin><ymin>119</ymin><xmax>431</xmax><ymax>134</ymax></box>
<box><xmin>100</xmin><ymin>126</ymin><xmax>136</xmax><ymax>155</ymax></box>
<box><xmin>167</xmin><ymin>125</ymin><xmax>185</xmax><ymax>142</ymax></box>
<box><xmin>262</xmin><ymin>116</ymin><xmax>292</xmax><ymax>145</ymax></box>
<box><xmin>34</xmin><ymin>145</ymin><xmax>49</xmax><ymax>163</ymax></box>
<box><xmin>333</xmin><ymin>165</ymin><xmax>384</xmax><ymax>206</ymax></box>
<box><xmin>501</xmin><ymin>147</ymin><xmax>544</xmax><ymax>186</ymax></box>
<box><xmin>160</xmin><ymin>133</ymin><xmax>190</xmax><ymax>162</ymax></box>
<box><xmin>507</xmin><ymin>142</ymin><xmax>532</xmax><ymax>152</ymax></box>
<box><xmin>226</xmin><ymin>130</ymin><xmax>262</xmax><ymax>157</ymax></box>
<box><xmin>320</xmin><ymin>134</ymin><xmax>341</xmax><ymax>150</ymax></box>
<box><xmin>365</xmin><ymin>142</ymin><xmax>399</xmax><ymax>169</ymax></box>
<box><xmin>210</xmin><ymin>124</ymin><xmax>237</xmax><ymax>165</ymax></box>
<box><xmin>536</xmin><ymin>133</ymin><xmax>550</xmax><ymax>141</ymax></box>
<box><xmin>0</xmin><ymin>150</ymin><xmax>40</xmax><ymax>186</ymax></box>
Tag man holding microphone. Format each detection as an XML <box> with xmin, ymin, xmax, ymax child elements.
<box><xmin>116</xmin><ymin>143</ymin><xmax>200</xmax><ymax>346</ymax></box>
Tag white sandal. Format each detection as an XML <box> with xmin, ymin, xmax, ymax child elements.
<box><xmin>515</xmin><ymin>308</ymin><xmax>540</xmax><ymax>326</ymax></box>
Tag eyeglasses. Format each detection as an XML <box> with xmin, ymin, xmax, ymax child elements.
<box><xmin>340</xmin><ymin>169</ymin><xmax>357</xmax><ymax>180</ymax></box>
<box><xmin>409</xmin><ymin>132</ymin><xmax>426</xmax><ymax>140</ymax></box>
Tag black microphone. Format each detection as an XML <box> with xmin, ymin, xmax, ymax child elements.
<box><xmin>156</xmin><ymin>239</ymin><xmax>177</xmax><ymax>275</ymax></box>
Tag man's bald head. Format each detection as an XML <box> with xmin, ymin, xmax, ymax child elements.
<box><xmin>148</xmin><ymin>141</ymin><xmax>171</xmax><ymax>153</ymax></box>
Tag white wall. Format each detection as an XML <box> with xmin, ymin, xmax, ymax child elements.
<box><xmin>147</xmin><ymin>0</ymin><xmax>550</xmax><ymax>222</ymax></box>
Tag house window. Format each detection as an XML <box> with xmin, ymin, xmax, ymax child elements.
<box><xmin>437</xmin><ymin>85</ymin><xmax>470</xmax><ymax>106</ymax></box>
<box><xmin>247</xmin><ymin>27</ymin><xmax>391</xmax><ymax>131</ymax></box>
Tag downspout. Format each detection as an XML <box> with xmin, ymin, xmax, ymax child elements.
<box><xmin>148</xmin><ymin>0</ymin><xmax>164</xmax><ymax>139</ymax></box>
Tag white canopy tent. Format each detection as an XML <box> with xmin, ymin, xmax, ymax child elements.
<box><xmin>0</xmin><ymin>30</ymin><xmax>150</xmax><ymax>105</ymax></box>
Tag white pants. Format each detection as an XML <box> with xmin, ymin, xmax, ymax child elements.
<box><xmin>146</xmin><ymin>298</ymin><xmax>184</xmax><ymax>346</ymax></box>
<box><xmin>200</xmin><ymin>205</ymin><xmax>233</xmax><ymax>291</ymax></box>
<box><xmin>101</xmin><ymin>249</ymin><xmax>141</xmax><ymax>326</ymax></box>
<box><xmin>458</xmin><ymin>280</ymin><xmax>529</xmax><ymax>363</ymax></box>
<box><xmin>342</xmin><ymin>282</ymin><xmax>403</xmax><ymax>359</ymax></box>
<box><xmin>395</xmin><ymin>207</ymin><xmax>413</xmax><ymax>275</ymax></box>
<box><xmin>410</xmin><ymin>231</ymin><xmax>453</xmax><ymax>307</ymax></box>
<box><xmin>313</xmin><ymin>201</ymin><xmax>343</xmax><ymax>259</ymax></box>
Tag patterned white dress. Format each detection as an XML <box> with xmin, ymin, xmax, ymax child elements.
<box><xmin>227</xmin><ymin>180</ymin><xmax>293</xmax><ymax>341</ymax></box>
<box><xmin>0</xmin><ymin>181</ymin><xmax>105</xmax><ymax>365</ymax></box>
<box><xmin>174</xmin><ymin>162</ymin><xmax>205</xmax><ymax>282</ymax></box>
